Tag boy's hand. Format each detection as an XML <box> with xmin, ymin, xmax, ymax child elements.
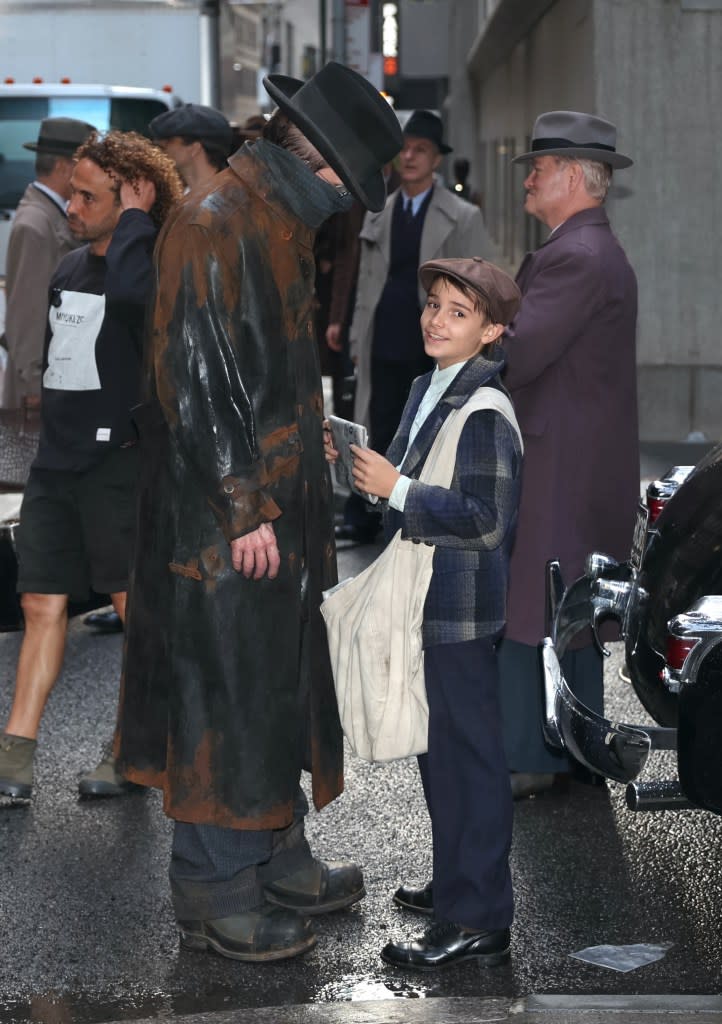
<box><xmin>350</xmin><ymin>444</ymin><xmax>400</xmax><ymax>499</ymax></box>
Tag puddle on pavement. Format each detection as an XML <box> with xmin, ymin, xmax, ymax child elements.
<box><xmin>0</xmin><ymin>990</ymin><xmax>249</xmax><ymax>1024</ymax></box>
<box><xmin>316</xmin><ymin>974</ymin><xmax>430</xmax><ymax>1001</ymax></box>
<box><xmin>0</xmin><ymin>976</ymin><xmax>433</xmax><ymax>1024</ymax></box>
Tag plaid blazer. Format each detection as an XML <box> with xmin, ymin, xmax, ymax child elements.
<box><xmin>384</xmin><ymin>348</ymin><xmax>522</xmax><ymax>647</ymax></box>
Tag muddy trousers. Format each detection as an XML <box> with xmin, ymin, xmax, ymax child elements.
<box><xmin>169</xmin><ymin>790</ymin><xmax>312</xmax><ymax>921</ymax></box>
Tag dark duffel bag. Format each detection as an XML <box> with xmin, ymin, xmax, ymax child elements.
<box><xmin>0</xmin><ymin>407</ymin><xmax>40</xmax><ymax>488</ymax></box>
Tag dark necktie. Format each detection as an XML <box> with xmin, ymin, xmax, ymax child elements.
<box><xmin>403</xmin><ymin>198</ymin><xmax>414</xmax><ymax>224</ymax></box>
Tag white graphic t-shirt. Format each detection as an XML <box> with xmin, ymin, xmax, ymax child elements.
<box><xmin>43</xmin><ymin>290</ymin><xmax>106</xmax><ymax>391</ymax></box>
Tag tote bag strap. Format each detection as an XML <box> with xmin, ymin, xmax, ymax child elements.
<box><xmin>419</xmin><ymin>385</ymin><xmax>523</xmax><ymax>490</ymax></box>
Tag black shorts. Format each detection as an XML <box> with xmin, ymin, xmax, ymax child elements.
<box><xmin>16</xmin><ymin>447</ymin><xmax>139</xmax><ymax>600</ymax></box>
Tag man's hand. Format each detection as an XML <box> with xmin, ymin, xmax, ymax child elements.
<box><xmin>230</xmin><ymin>522</ymin><xmax>280</xmax><ymax>579</ymax></box>
<box><xmin>322</xmin><ymin>418</ymin><xmax>339</xmax><ymax>464</ymax></box>
<box><xmin>350</xmin><ymin>444</ymin><xmax>400</xmax><ymax>499</ymax></box>
<box><xmin>120</xmin><ymin>177</ymin><xmax>157</xmax><ymax>214</ymax></box>
<box><xmin>325</xmin><ymin>323</ymin><xmax>343</xmax><ymax>352</ymax></box>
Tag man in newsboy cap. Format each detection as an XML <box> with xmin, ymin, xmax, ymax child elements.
<box><xmin>116</xmin><ymin>62</ymin><xmax>402</xmax><ymax>963</ymax></box>
<box><xmin>498</xmin><ymin>110</ymin><xmax>640</xmax><ymax>799</ymax></box>
<box><xmin>149</xmin><ymin>102</ymin><xmax>233</xmax><ymax>190</ymax></box>
<box><xmin>2</xmin><ymin>117</ymin><xmax>95</xmax><ymax>407</ymax></box>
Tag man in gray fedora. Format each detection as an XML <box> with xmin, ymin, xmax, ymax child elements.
<box><xmin>116</xmin><ymin>62</ymin><xmax>402</xmax><ymax>962</ymax></box>
<box><xmin>2</xmin><ymin>117</ymin><xmax>95</xmax><ymax>408</ymax></box>
<box><xmin>498</xmin><ymin>110</ymin><xmax>639</xmax><ymax>799</ymax></box>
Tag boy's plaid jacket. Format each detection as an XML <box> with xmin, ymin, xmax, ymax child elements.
<box><xmin>384</xmin><ymin>347</ymin><xmax>522</xmax><ymax>647</ymax></box>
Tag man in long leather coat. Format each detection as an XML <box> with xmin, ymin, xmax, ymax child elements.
<box><xmin>116</xmin><ymin>63</ymin><xmax>402</xmax><ymax>962</ymax></box>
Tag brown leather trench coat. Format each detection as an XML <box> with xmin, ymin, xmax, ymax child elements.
<box><xmin>116</xmin><ymin>145</ymin><xmax>343</xmax><ymax>829</ymax></box>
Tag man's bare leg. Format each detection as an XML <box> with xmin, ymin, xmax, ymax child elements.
<box><xmin>5</xmin><ymin>593</ymin><xmax>69</xmax><ymax>740</ymax></box>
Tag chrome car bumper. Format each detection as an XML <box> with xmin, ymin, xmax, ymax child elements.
<box><xmin>542</xmin><ymin>557</ymin><xmax>676</xmax><ymax>786</ymax></box>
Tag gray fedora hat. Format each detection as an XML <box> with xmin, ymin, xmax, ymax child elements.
<box><xmin>513</xmin><ymin>110</ymin><xmax>632</xmax><ymax>169</ymax></box>
<box><xmin>263</xmin><ymin>61</ymin><xmax>402</xmax><ymax>212</ymax></box>
<box><xmin>23</xmin><ymin>117</ymin><xmax>96</xmax><ymax>156</ymax></box>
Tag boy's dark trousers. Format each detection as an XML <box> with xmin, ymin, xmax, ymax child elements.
<box><xmin>417</xmin><ymin>636</ymin><xmax>514</xmax><ymax>931</ymax></box>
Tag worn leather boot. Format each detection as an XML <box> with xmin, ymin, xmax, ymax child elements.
<box><xmin>78</xmin><ymin>741</ymin><xmax>143</xmax><ymax>798</ymax></box>
<box><xmin>178</xmin><ymin>902</ymin><xmax>316</xmax><ymax>962</ymax></box>
<box><xmin>0</xmin><ymin>733</ymin><xmax>36</xmax><ymax>800</ymax></box>
<box><xmin>264</xmin><ymin>859</ymin><xmax>365</xmax><ymax>915</ymax></box>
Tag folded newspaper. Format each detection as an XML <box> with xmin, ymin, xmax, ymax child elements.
<box><xmin>327</xmin><ymin>415</ymin><xmax>379</xmax><ymax>504</ymax></box>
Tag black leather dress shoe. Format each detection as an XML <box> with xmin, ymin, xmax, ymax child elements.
<box><xmin>393</xmin><ymin>881</ymin><xmax>433</xmax><ymax>915</ymax></box>
<box><xmin>510</xmin><ymin>771</ymin><xmax>556</xmax><ymax>800</ymax></box>
<box><xmin>381</xmin><ymin>920</ymin><xmax>510</xmax><ymax>970</ymax></box>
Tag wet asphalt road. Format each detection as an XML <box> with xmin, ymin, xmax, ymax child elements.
<box><xmin>2</xmin><ymin>451</ymin><xmax>722</xmax><ymax>1023</ymax></box>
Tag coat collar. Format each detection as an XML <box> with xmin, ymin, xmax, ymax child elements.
<box><xmin>540</xmin><ymin>204</ymin><xmax>609</xmax><ymax>246</ymax></box>
<box><xmin>387</xmin><ymin>347</ymin><xmax>507</xmax><ymax>476</ymax></box>
<box><xmin>516</xmin><ymin>205</ymin><xmax>610</xmax><ymax>285</ymax></box>
<box><xmin>226</xmin><ymin>143</ymin><xmax>316</xmax><ymax>250</ymax></box>
<box><xmin>359</xmin><ymin>182</ymin><xmax>463</xmax><ymax>246</ymax></box>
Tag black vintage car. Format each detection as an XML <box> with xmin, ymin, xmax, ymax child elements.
<box><xmin>542</xmin><ymin>443</ymin><xmax>722</xmax><ymax>815</ymax></box>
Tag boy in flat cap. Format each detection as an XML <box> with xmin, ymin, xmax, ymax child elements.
<box><xmin>149</xmin><ymin>103</ymin><xmax>233</xmax><ymax>190</ymax></box>
<box><xmin>325</xmin><ymin>257</ymin><xmax>523</xmax><ymax>969</ymax></box>
<box><xmin>116</xmin><ymin>62</ymin><xmax>402</xmax><ymax>963</ymax></box>
<box><xmin>2</xmin><ymin>117</ymin><xmax>95</xmax><ymax>408</ymax></box>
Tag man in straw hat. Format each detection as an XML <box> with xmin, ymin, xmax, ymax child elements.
<box><xmin>2</xmin><ymin>117</ymin><xmax>95</xmax><ymax>408</ymax></box>
<box><xmin>116</xmin><ymin>61</ymin><xmax>402</xmax><ymax>962</ymax></box>
<box><xmin>498</xmin><ymin>111</ymin><xmax>639</xmax><ymax>799</ymax></box>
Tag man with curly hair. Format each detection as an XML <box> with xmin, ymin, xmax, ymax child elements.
<box><xmin>0</xmin><ymin>132</ymin><xmax>183</xmax><ymax>803</ymax></box>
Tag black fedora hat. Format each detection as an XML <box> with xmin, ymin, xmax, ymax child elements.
<box><xmin>403</xmin><ymin>110</ymin><xmax>452</xmax><ymax>155</ymax></box>
<box><xmin>23</xmin><ymin>117</ymin><xmax>96</xmax><ymax>156</ymax></box>
<box><xmin>263</xmin><ymin>61</ymin><xmax>402</xmax><ymax>212</ymax></box>
<box><xmin>513</xmin><ymin>110</ymin><xmax>632</xmax><ymax>169</ymax></box>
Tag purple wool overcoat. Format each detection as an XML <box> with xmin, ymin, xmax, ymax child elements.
<box><xmin>503</xmin><ymin>205</ymin><xmax>639</xmax><ymax>648</ymax></box>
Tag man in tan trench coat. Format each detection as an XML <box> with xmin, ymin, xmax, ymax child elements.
<box><xmin>117</xmin><ymin>63</ymin><xmax>402</xmax><ymax>963</ymax></box>
<box><xmin>2</xmin><ymin>117</ymin><xmax>95</xmax><ymax>408</ymax></box>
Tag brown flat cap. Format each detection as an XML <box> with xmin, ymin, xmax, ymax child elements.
<box><xmin>419</xmin><ymin>257</ymin><xmax>521</xmax><ymax>325</ymax></box>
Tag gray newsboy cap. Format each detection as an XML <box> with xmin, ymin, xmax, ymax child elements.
<box><xmin>419</xmin><ymin>257</ymin><xmax>521</xmax><ymax>325</ymax></box>
<box><xmin>149</xmin><ymin>103</ymin><xmax>233</xmax><ymax>150</ymax></box>
<box><xmin>23</xmin><ymin>117</ymin><xmax>95</xmax><ymax>156</ymax></box>
<box><xmin>513</xmin><ymin>110</ymin><xmax>632</xmax><ymax>169</ymax></box>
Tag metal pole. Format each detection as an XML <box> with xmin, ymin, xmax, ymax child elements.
<box><xmin>320</xmin><ymin>0</ymin><xmax>328</xmax><ymax>67</ymax></box>
<box><xmin>332</xmin><ymin>0</ymin><xmax>345</xmax><ymax>63</ymax></box>
<box><xmin>199</xmin><ymin>0</ymin><xmax>222</xmax><ymax>109</ymax></box>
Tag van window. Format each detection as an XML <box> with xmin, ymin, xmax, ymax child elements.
<box><xmin>0</xmin><ymin>96</ymin><xmax>170</xmax><ymax>208</ymax></box>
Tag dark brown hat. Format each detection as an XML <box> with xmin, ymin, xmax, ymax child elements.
<box><xmin>419</xmin><ymin>257</ymin><xmax>521</xmax><ymax>325</ymax></box>
<box><xmin>23</xmin><ymin>117</ymin><xmax>96</xmax><ymax>156</ymax></box>
<box><xmin>263</xmin><ymin>61</ymin><xmax>402</xmax><ymax>212</ymax></box>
